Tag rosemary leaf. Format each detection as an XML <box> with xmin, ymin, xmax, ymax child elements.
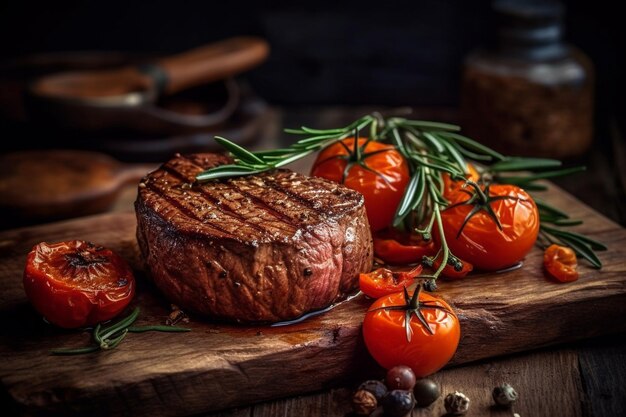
<box><xmin>255</xmin><ymin>148</ymin><xmax>298</xmax><ymax>156</ymax></box>
<box><xmin>392</xmin><ymin>119</ymin><xmax>461</xmax><ymax>132</ymax></box>
<box><xmin>496</xmin><ymin>166</ymin><xmax>586</xmax><ymax>183</ymax></box>
<box><xmin>215</xmin><ymin>137</ymin><xmax>265</xmax><ymax>165</ymax></box>
<box><xmin>273</xmin><ymin>149</ymin><xmax>315</xmax><ymax>167</ymax></box>
<box><xmin>51</xmin><ymin>345</ymin><xmax>101</xmax><ymax>355</ymax></box>
<box><xmin>535</xmin><ymin>198</ymin><xmax>570</xmax><ymax>218</ymax></box>
<box><xmin>196</xmin><ymin>166</ymin><xmax>261</xmax><ymax>181</ymax></box>
<box><xmin>300</xmin><ymin>126</ymin><xmax>346</xmax><ymax>134</ymax></box>
<box><xmin>98</xmin><ymin>308</ymin><xmax>140</xmax><ymax>342</ymax></box>
<box><xmin>489</xmin><ymin>157</ymin><xmax>562</xmax><ymax>172</ymax></box>
<box><xmin>394</xmin><ymin>169</ymin><xmax>422</xmax><ymax>226</ymax></box>
<box><xmin>541</xmin><ymin>225</ymin><xmax>608</xmax><ymax>251</ymax></box>
<box><xmin>418</xmin><ymin>131</ymin><xmax>447</xmax><ymax>154</ymax></box>
<box><xmin>438</xmin><ymin>135</ymin><xmax>468</xmax><ymax>173</ymax></box>
<box><xmin>552</xmin><ymin>219</ymin><xmax>585</xmax><ymax>227</ymax></box>
<box><xmin>454</xmin><ymin>146</ymin><xmax>493</xmax><ymax>161</ymax></box>
<box><xmin>128</xmin><ymin>326</ymin><xmax>191</xmax><ymax>333</ymax></box>
<box><xmin>438</xmin><ymin>131</ymin><xmax>506</xmax><ymax>161</ymax></box>
<box><xmin>439</xmin><ymin>132</ymin><xmax>506</xmax><ymax>161</ymax></box>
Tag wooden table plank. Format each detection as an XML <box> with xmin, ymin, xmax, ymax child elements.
<box><xmin>1</xmin><ymin>183</ymin><xmax>625</xmax><ymax>416</ymax></box>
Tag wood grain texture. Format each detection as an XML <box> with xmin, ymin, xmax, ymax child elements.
<box><xmin>577</xmin><ymin>336</ymin><xmax>626</xmax><ymax>417</ymax></box>
<box><xmin>1</xmin><ymin>184</ymin><xmax>625</xmax><ymax>416</ymax></box>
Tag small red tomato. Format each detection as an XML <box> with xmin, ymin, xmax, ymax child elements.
<box><xmin>544</xmin><ymin>244</ymin><xmax>579</xmax><ymax>282</ymax></box>
<box><xmin>311</xmin><ymin>138</ymin><xmax>410</xmax><ymax>231</ymax></box>
<box><xmin>441</xmin><ymin>184</ymin><xmax>539</xmax><ymax>271</ymax></box>
<box><xmin>359</xmin><ymin>266</ymin><xmax>423</xmax><ymax>299</ymax></box>
<box><xmin>23</xmin><ymin>240</ymin><xmax>135</xmax><ymax>328</ymax></box>
<box><xmin>363</xmin><ymin>289</ymin><xmax>460</xmax><ymax>377</ymax></box>
<box><xmin>373</xmin><ymin>229</ymin><xmax>436</xmax><ymax>265</ymax></box>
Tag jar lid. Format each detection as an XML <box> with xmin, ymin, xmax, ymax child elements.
<box><xmin>494</xmin><ymin>0</ymin><xmax>564</xmax><ymax>46</ymax></box>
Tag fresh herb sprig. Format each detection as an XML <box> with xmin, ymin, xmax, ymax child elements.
<box><xmin>51</xmin><ymin>307</ymin><xmax>190</xmax><ymax>355</ymax></box>
<box><xmin>534</xmin><ymin>198</ymin><xmax>607</xmax><ymax>268</ymax></box>
<box><xmin>196</xmin><ymin>113</ymin><xmax>605</xmax><ymax>283</ymax></box>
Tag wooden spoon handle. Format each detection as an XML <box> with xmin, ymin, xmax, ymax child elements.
<box><xmin>156</xmin><ymin>37</ymin><xmax>269</xmax><ymax>94</ymax></box>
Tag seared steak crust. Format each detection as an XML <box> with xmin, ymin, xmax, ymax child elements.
<box><xmin>135</xmin><ymin>153</ymin><xmax>373</xmax><ymax>323</ymax></box>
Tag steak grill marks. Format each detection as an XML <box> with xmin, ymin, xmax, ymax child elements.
<box><xmin>142</xmin><ymin>154</ymin><xmax>362</xmax><ymax>244</ymax></box>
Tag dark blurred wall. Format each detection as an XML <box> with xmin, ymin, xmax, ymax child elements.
<box><xmin>1</xmin><ymin>1</ymin><xmax>620</xmax><ymax>107</ymax></box>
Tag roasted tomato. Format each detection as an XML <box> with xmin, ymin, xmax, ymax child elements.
<box><xmin>359</xmin><ymin>266</ymin><xmax>423</xmax><ymax>299</ymax></box>
<box><xmin>23</xmin><ymin>240</ymin><xmax>135</xmax><ymax>328</ymax></box>
<box><xmin>442</xmin><ymin>163</ymin><xmax>480</xmax><ymax>200</ymax></box>
<box><xmin>440</xmin><ymin>184</ymin><xmax>539</xmax><ymax>271</ymax></box>
<box><xmin>544</xmin><ymin>244</ymin><xmax>579</xmax><ymax>282</ymax></box>
<box><xmin>311</xmin><ymin>138</ymin><xmax>409</xmax><ymax>231</ymax></box>
<box><xmin>373</xmin><ymin>229</ymin><xmax>436</xmax><ymax>265</ymax></box>
<box><xmin>363</xmin><ymin>287</ymin><xmax>460</xmax><ymax>377</ymax></box>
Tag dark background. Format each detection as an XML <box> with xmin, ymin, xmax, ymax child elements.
<box><xmin>1</xmin><ymin>0</ymin><xmax>623</xmax><ymax>108</ymax></box>
<box><xmin>1</xmin><ymin>0</ymin><xmax>625</xmax><ymax>223</ymax></box>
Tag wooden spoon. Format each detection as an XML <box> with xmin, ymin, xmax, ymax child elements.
<box><xmin>29</xmin><ymin>37</ymin><xmax>269</xmax><ymax>105</ymax></box>
<box><xmin>0</xmin><ymin>150</ymin><xmax>155</xmax><ymax>225</ymax></box>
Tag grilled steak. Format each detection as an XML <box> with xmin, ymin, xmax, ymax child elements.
<box><xmin>135</xmin><ymin>153</ymin><xmax>373</xmax><ymax>323</ymax></box>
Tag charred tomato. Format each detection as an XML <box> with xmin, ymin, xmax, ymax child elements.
<box><xmin>359</xmin><ymin>266</ymin><xmax>423</xmax><ymax>299</ymax></box>
<box><xmin>23</xmin><ymin>240</ymin><xmax>135</xmax><ymax>328</ymax></box>
<box><xmin>311</xmin><ymin>137</ymin><xmax>409</xmax><ymax>231</ymax></box>
<box><xmin>440</xmin><ymin>183</ymin><xmax>539</xmax><ymax>271</ymax></box>
<box><xmin>373</xmin><ymin>229</ymin><xmax>436</xmax><ymax>265</ymax></box>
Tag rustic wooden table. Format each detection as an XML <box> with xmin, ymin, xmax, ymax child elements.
<box><xmin>3</xmin><ymin>106</ymin><xmax>625</xmax><ymax>417</ymax></box>
<box><xmin>112</xmin><ymin>106</ymin><xmax>626</xmax><ymax>417</ymax></box>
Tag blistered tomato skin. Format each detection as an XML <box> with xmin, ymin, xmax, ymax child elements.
<box><xmin>362</xmin><ymin>291</ymin><xmax>460</xmax><ymax>377</ymax></box>
<box><xmin>311</xmin><ymin>138</ymin><xmax>410</xmax><ymax>232</ymax></box>
<box><xmin>441</xmin><ymin>184</ymin><xmax>539</xmax><ymax>271</ymax></box>
<box><xmin>23</xmin><ymin>240</ymin><xmax>135</xmax><ymax>328</ymax></box>
<box><xmin>544</xmin><ymin>244</ymin><xmax>579</xmax><ymax>282</ymax></box>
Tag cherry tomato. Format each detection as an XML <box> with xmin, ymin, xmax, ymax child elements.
<box><xmin>23</xmin><ymin>240</ymin><xmax>135</xmax><ymax>328</ymax></box>
<box><xmin>373</xmin><ymin>229</ymin><xmax>436</xmax><ymax>265</ymax></box>
<box><xmin>359</xmin><ymin>266</ymin><xmax>423</xmax><ymax>299</ymax></box>
<box><xmin>431</xmin><ymin>254</ymin><xmax>473</xmax><ymax>279</ymax></box>
<box><xmin>440</xmin><ymin>184</ymin><xmax>539</xmax><ymax>271</ymax></box>
<box><xmin>544</xmin><ymin>244</ymin><xmax>579</xmax><ymax>282</ymax></box>
<box><xmin>362</xmin><ymin>289</ymin><xmax>460</xmax><ymax>377</ymax></box>
<box><xmin>311</xmin><ymin>138</ymin><xmax>410</xmax><ymax>231</ymax></box>
<box><xmin>442</xmin><ymin>163</ymin><xmax>480</xmax><ymax>200</ymax></box>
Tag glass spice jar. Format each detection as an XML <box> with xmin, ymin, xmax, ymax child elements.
<box><xmin>460</xmin><ymin>0</ymin><xmax>594</xmax><ymax>159</ymax></box>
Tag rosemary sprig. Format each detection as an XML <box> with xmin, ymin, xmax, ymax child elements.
<box><xmin>196</xmin><ymin>115</ymin><xmax>378</xmax><ymax>181</ymax></box>
<box><xmin>534</xmin><ymin>198</ymin><xmax>607</xmax><ymax>268</ymax></box>
<box><xmin>196</xmin><ymin>112</ymin><xmax>605</xmax><ymax>281</ymax></box>
<box><xmin>51</xmin><ymin>307</ymin><xmax>191</xmax><ymax>355</ymax></box>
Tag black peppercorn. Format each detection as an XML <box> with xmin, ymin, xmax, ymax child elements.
<box><xmin>413</xmin><ymin>378</ymin><xmax>440</xmax><ymax>407</ymax></box>
<box><xmin>382</xmin><ymin>390</ymin><xmax>415</xmax><ymax>417</ymax></box>
<box><xmin>358</xmin><ymin>380</ymin><xmax>388</xmax><ymax>402</ymax></box>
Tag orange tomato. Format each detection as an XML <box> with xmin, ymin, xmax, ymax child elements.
<box><xmin>311</xmin><ymin>138</ymin><xmax>409</xmax><ymax>231</ymax></box>
<box><xmin>440</xmin><ymin>184</ymin><xmax>539</xmax><ymax>271</ymax></box>
<box><xmin>544</xmin><ymin>244</ymin><xmax>579</xmax><ymax>282</ymax></box>
<box><xmin>359</xmin><ymin>266</ymin><xmax>423</xmax><ymax>299</ymax></box>
<box><xmin>362</xmin><ymin>289</ymin><xmax>460</xmax><ymax>377</ymax></box>
<box><xmin>442</xmin><ymin>163</ymin><xmax>480</xmax><ymax>200</ymax></box>
<box><xmin>373</xmin><ymin>229</ymin><xmax>436</xmax><ymax>265</ymax></box>
<box><xmin>23</xmin><ymin>240</ymin><xmax>135</xmax><ymax>328</ymax></box>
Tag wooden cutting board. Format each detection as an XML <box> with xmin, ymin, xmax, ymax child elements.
<box><xmin>1</xmin><ymin>184</ymin><xmax>625</xmax><ymax>416</ymax></box>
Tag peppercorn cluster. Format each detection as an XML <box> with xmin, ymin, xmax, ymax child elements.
<box><xmin>351</xmin><ymin>365</ymin><xmax>440</xmax><ymax>416</ymax></box>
